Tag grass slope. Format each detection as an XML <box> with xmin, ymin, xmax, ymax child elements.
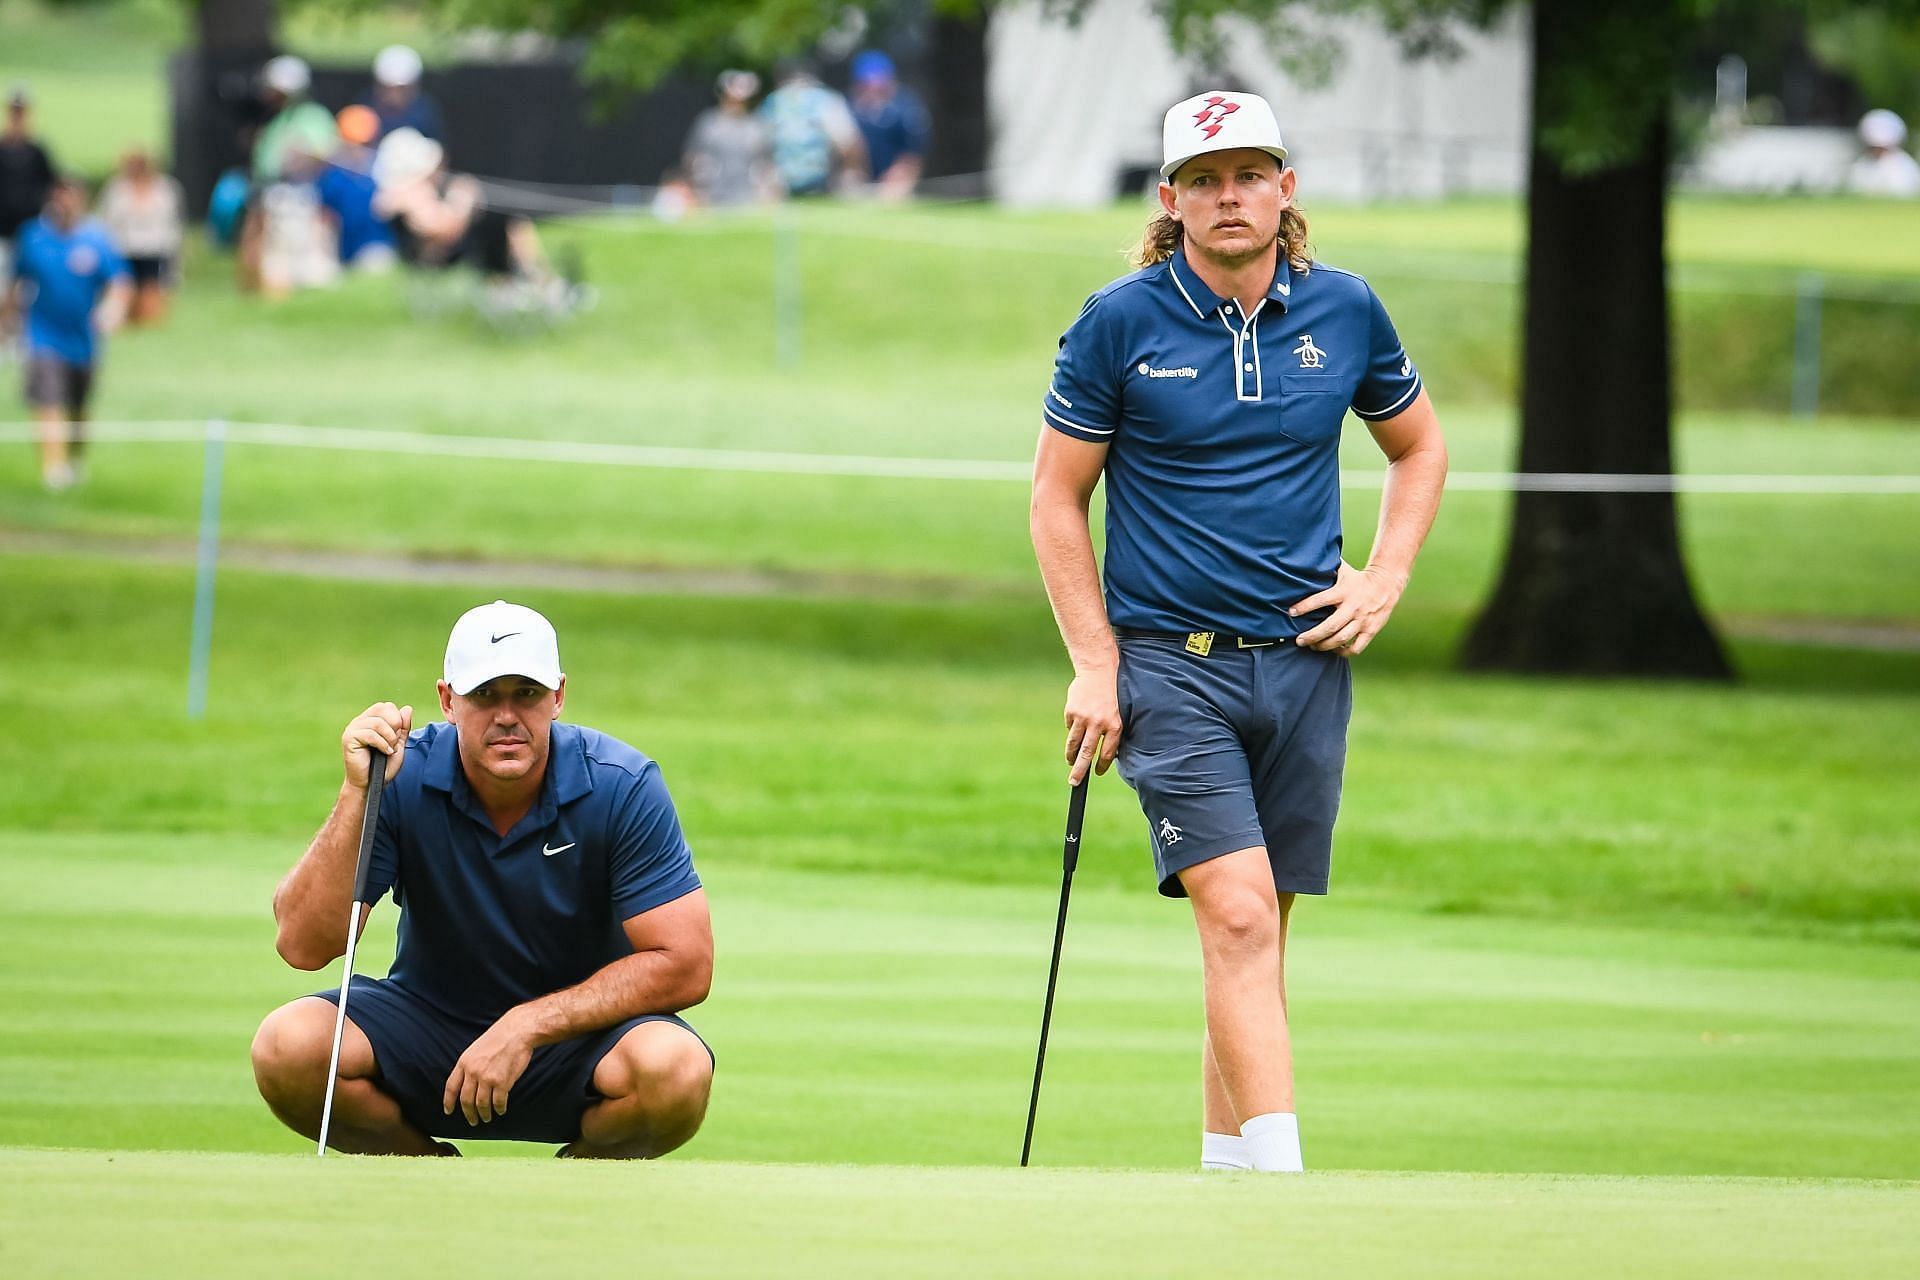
<box><xmin>3</xmin><ymin>557</ymin><xmax>1917</xmax><ymax>940</ymax></box>
<box><xmin>2</xmin><ymin>1149</ymin><xmax>1917</xmax><ymax>1280</ymax></box>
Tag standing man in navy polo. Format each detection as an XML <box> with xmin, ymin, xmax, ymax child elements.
<box><xmin>252</xmin><ymin>601</ymin><xmax>715</xmax><ymax>1158</ymax></box>
<box><xmin>1031</xmin><ymin>91</ymin><xmax>1447</xmax><ymax>1173</ymax></box>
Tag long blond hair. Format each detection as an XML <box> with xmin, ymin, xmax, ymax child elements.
<box><xmin>1130</xmin><ymin>205</ymin><xmax>1313</xmax><ymax>274</ymax></box>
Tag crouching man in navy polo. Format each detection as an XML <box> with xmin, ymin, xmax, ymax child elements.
<box><xmin>252</xmin><ymin>601</ymin><xmax>714</xmax><ymax>1157</ymax></box>
<box><xmin>1031</xmin><ymin>92</ymin><xmax>1447</xmax><ymax>1173</ymax></box>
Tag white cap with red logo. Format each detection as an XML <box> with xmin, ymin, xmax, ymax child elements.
<box><xmin>1161</xmin><ymin>90</ymin><xmax>1288</xmax><ymax>179</ymax></box>
<box><xmin>443</xmin><ymin>600</ymin><xmax>564</xmax><ymax>695</ymax></box>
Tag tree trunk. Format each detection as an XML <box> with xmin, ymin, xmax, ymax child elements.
<box><xmin>923</xmin><ymin>11</ymin><xmax>989</xmax><ymax>195</ymax></box>
<box><xmin>171</xmin><ymin>0</ymin><xmax>280</xmax><ymax>217</ymax></box>
<box><xmin>1460</xmin><ymin>3</ymin><xmax>1731</xmax><ymax>679</ymax></box>
<box><xmin>195</xmin><ymin>0</ymin><xmax>278</xmax><ymax>50</ymax></box>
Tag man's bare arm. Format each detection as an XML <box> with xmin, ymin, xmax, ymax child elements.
<box><xmin>271</xmin><ymin>702</ymin><xmax>411</xmax><ymax>970</ymax></box>
<box><xmin>1030</xmin><ymin>426</ymin><xmax>1122</xmax><ymax>783</ymax></box>
<box><xmin>441</xmin><ymin>889</ymin><xmax>714</xmax><ymax>1125</ymax></box>
<box><xmin>1291</xmin><ymin>390</ymin><xmax>1448</xmax><ymax>654</ymax></box>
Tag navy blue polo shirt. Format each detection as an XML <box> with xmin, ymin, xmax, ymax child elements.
<box><xmin>1044</xmin><ymin>246</ymin><xmax>1421</xmax><ymax>638</ymax></box>
<box><xmin>366</xmin><ymin>721</ymin><xmax>701</xmax><ymax>1023</ymax></box>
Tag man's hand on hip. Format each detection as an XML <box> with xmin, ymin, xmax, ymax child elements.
<box><xmin>1290</xmin><ymin>561</ymin><xmax>1405</xmax><ymax>655</ymax></box>
<box><xmin>444</xmin><ymin>1008</ymin><xmax>537</xmax><ymax>1126</ymax></box>
<box><xmin>342</xmin><ymin>702</ymin><xmax>412</xmax><ymax>787</ymax></box>
<box><xmin>1063</xmin><ymin>667</ymin><xmax>1123</xmax><ymax>784</ymax></box>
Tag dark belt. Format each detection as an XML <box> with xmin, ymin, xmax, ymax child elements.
<box><xmin>1113</xmin><ymin>626</ymin><xmax>1286</xmax><ymax>656</ymax></box>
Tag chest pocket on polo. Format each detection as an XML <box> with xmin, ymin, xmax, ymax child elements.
<box><xmin>1277</xmin><ymin>370</ymin><xmax>1350</xmax><ymax>444</ymax></box>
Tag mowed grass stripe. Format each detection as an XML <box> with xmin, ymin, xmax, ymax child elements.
<box><xmin>3</xmin><ymin>844</ymin><xmax>1917</xmax><ymax>1178</ymax></box>
<box><xmin>1</xmin><ymin>1148</ymin><xmax>1916</xmax><ymax>1280</ymax></box>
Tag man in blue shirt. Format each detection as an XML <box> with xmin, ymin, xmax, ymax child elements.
<box><xmin>1031</xmin><ymin>91</ymin><xmax>1447</xmax><ymax>1174</ymax></box>
<box><xmin>251</xmin><ymin>601</ymin><xmax>715</xmax><ymax>1157</ymax></box>
<box><xmin>3</xmin><ymin>175</ymin><xmax>129</xmax><ymax>490</ymax></box>
<box><xmin>849</xmin><ymin>51</ymin><xmax>929</xmax><ymax>200</ymax></box>
<box><xmin>363</xmin><ymin>45</ymin><xmax>446</xmax><ymax>144</ymax></box>
<box><xmin>760</xmin><ymin>62</ymin><xmax>864</xmax><ymax>197</ymax></box>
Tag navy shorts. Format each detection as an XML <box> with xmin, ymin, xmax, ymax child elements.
<box><xmin>316</xmin><ymin>977</ymin><xmax>712</xmax><ymax>1145</ymax></box>
<box><xmin>1115</xmin><ymin>633</ymin><xmax>1352</xmax><ymax>898</ymax></box>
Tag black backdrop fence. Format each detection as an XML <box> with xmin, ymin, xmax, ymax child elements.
<box><xmin>169</xmin><ymin>22</ymin><xmax>987</xmax><ymax>218</ymax></box>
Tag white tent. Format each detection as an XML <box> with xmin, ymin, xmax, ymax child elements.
<box><xmin>987</xmin><ymin>0</ymin><xmax>1531</xmax><ymax>206</ymax></box>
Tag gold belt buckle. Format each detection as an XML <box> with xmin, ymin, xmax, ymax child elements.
<box><xmin>1184</xmin><ymin>631</ymin><xmax>1215</xmax><ymax>657</ymax></box>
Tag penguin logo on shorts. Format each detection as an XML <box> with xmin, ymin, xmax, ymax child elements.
<box><xmin>1158</xmin><ymin>817</ymin><xmax>1184</xmax><ymax>845</ymax></box>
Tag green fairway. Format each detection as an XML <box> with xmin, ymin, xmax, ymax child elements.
<box><xmin>3</xmin><ymin>1150</ymin><xmax>1916</xmax><ymax>1280</ymax></box>
<box><xmin>6</xmin><ymin>838</ymin><xmax>1920</xmax><ymax>1176</ymax></box>
<box><xmin>5</xmin><ymin>14</ymin><xmax>1918</xmax><ymax>1265</ymax></box>
<box><xmin>2</xmin><ymin>561</ymin><xmax>1918</xmax><ymax>1186</ymax></box>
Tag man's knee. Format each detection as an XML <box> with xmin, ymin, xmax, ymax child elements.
<box><xmin>1184</xmin><ymin>850</ymin><xmax>1282</xmax><ymax>959</ymax></box>
<box><xmin>250</xmin><ymin>997</ymin><xmax>345</xmax><ymax>1107</ymax></box>
<box><xmin>599</xmin><ymin>1022</ymin><xmax>713</xmax><ymax>1110</ymax></box>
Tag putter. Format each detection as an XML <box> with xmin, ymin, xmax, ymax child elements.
<box><xmin>316</xmin><ymin>747</ymin><xmax>387</xmax><ymax>1157</ymax></box>
<box><xmin>1020</xmin><ymin>776</ymin><xmax>1089</xmax><ymax>1167</ymax></box>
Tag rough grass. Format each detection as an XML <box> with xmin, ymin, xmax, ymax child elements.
<box><xmin>3</xmin><ymin>559</ymin><xmax>1915</xmax><ymax>942</ymax></box>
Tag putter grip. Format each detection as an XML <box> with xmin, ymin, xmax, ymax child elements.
<box><xmin>1062</xmin><ymin>777</ymin><xmax>1088</xmax><ymax>874</ymax></box>
<box><xmin>351</xmin><ymin>749</ymin><xmax>388</xmax><ymax>906</ymax></box>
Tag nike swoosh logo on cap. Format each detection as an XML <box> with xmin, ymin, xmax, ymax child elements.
<box><xmin>490</xmin><ymin>632</ymin><xmax>521</xmax><ymax>643</ymax></box>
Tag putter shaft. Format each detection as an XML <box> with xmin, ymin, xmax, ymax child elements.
<box><xmin>316</xmin><ymin>749</ymin><xmax>387</xmax><ymax>1157</ymax></box>
<box><xmin>1021</xmin><ymin>778</ymin><xmax>1088</xmax><ymax>1167</ymax></box>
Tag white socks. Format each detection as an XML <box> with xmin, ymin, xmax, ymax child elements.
<box><xmin>1201</xmin><ymin>1114</ymin><xmax>1303</xmax><ymax>1172</ymax></box>
<box><xmin>1201</xmin><ymin>1131</ymin><xmax>1252</xmax><ymax>1170</ymax></box>
<box><xmin>1240</xmin><ymin>1112</ymin><xmax>1303</xmax><ymax>1172</ymax></box>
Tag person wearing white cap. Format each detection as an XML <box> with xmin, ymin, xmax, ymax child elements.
<box><xmin>1849</xmin><ymin>109</ymin><xmax>1920</xmax><ymax>199</ymax></box>
<box><xmin>253</xmin><ymin>600</ymin><xmax>715</xmax><ymax>1157</ymax></box>
<box><xmin>365</xmin><ymin>44</ymin><xmax>445</xmax><ymax>144</ymax></box>
<box><xmin>251</xmin><ymin>56</ymin><xmax>336</xmax><ymax>184</ymax></box>
<box><xmin>1031</xmin><ymin>90</ymin><xmax>1447</xmax><ymax>1173</ymax></box>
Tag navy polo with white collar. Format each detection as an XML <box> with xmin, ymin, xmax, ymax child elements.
<box><xmin>364</xmin><ymin>720</ymin><xmax>701</xmax><ymax>1023</ymax></box>
<box><xmin>1044</xmin><ymin>245</ymin><xmax>1422</xmax><ymax>638</ymax></box>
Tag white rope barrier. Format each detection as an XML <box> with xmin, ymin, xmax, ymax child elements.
<box><xmin>2</xmin><ymin>419</ymin><xmax>1916</xmax><ymax>494</ymax></box>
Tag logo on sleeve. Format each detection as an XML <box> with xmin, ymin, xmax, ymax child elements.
<box><xmin>1401</xmin><ymin>357</ymin><xmax>1412</xmax><ymax>377</ymax></box>
<box><xmin>1139</xmin><ymin>362</ymin><xmax>1199</xmax><ymax>379</ymax></box>
<box><xmin>1293</xmin><ymin>335</ymin><xmax>1327</xmax><ymax>368</ymax></box>
<box><xmin>1157</xmin><ymin>817</ymin><xmax>1184</xmax><ymax>845</ymax></box>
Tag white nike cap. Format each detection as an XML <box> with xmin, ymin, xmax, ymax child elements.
<box><xmin>444</xmin><ymin>601</ymin><xmax>563</xmax><ymax>695</ymax></box>
<box><xmin>1161</xmin><ymin>90</ymin><xmax>1288</xmax><ymax>179</ymax></box>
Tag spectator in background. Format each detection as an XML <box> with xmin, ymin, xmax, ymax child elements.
<box><xmin>848</xmin><ymin>51</ymin><xmax>929</xmax><ymax>201</ymax></box>
<box><xmin>373</xmin><ymin>127</ymin><xmax>535</xmax><ymax>280</ymax></box>
<box><xmin>759</xmin><ymin>62</ymin><xmax>864</xmax><ymax>197</ymax></box>
<box><xmin>316</xmin><ymin>105</ymin><xmax>398</xmax><ymax>273</ymax></box>
<box><xmin>244</xmin><ymin>57</ymin><xmax>340</xmax><ymax>296</ymax></box>
<box><xmin>682</xmin><ymin>70</ymin><xmax>777</xmax><ymax>209</ymax></box>
<box><xmin>1849</xmin><ymin>110</ymin><xmax>1920</xmax><ymax>199</ymax></box>
<box><xmin>98</xmin><ymin>149</ymin><xmax>185</xmax><ymax>325</ymax></box>
<box><xmin>0</xmin><ymin>86</ymin><xmax>56</xmax><ymax>290</ymax></box>
<box><xmin>365</xmin><ymin>45</ymin><xmax>445</xmax><ymax>144</ymax></box>
<box><xmin>252</xmin><ymin>56</ymin><xmax>339</xmax><ymax>185</ymax></box>
<box><xmin>1</xmin><ymin>175</ymin><xmax>130</xmax><ymax>490</ymax></box>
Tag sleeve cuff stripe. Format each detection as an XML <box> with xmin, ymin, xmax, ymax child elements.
<box><xmin>1044</xmin><ymin>404</ymin><xmax>1115</xmax><ymax>436</ymax></box>
<box><xmin>1354</xmin><ymin>375</ymin><xmax>1421</xmax><ymax>420</ymax></box>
